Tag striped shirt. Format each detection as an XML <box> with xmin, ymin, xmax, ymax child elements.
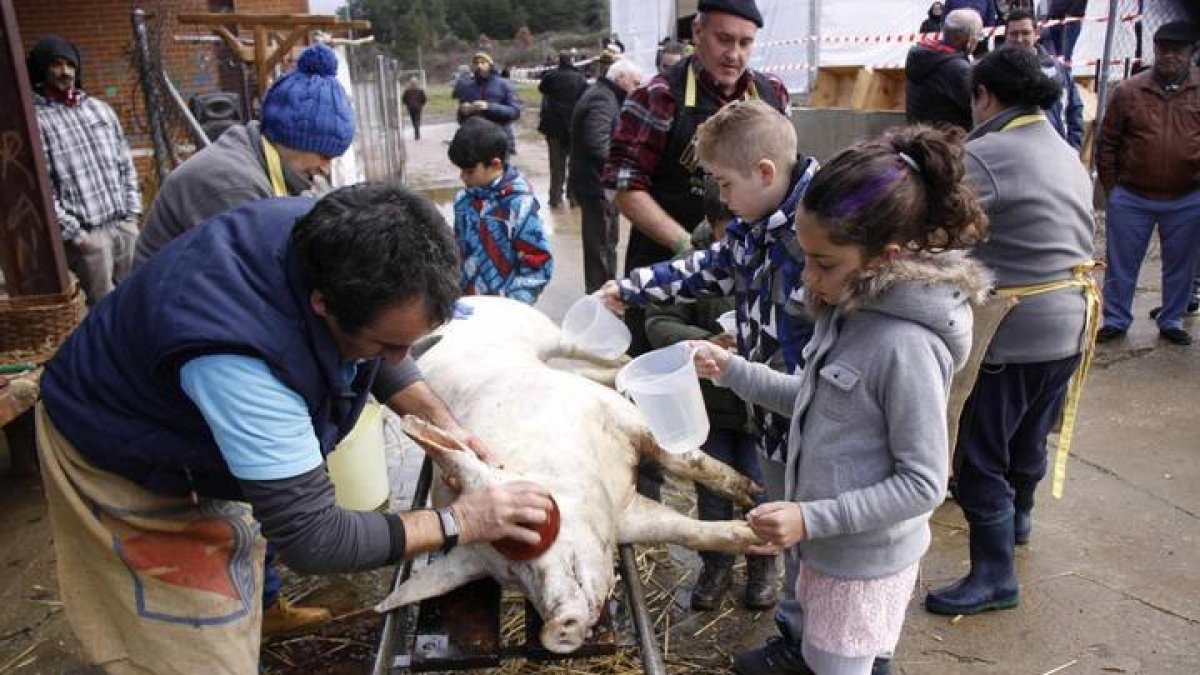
<box><xmin>35</xmin><ymin>92</ymin><xmax>141</xmax><ymax>242</ymax></box>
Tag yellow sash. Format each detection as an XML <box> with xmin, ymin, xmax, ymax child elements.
<box><xmin>996</xmin><ymin>262</ymin><xmax>1102</xmax><ymax>498</ymax></box>
<box><xmin>261</xmin><ymin>136</ymin><xmax>288</xmax><ymax>198</ymax></box>
<box><xmin>683</xmin><ymin>64</ymin><xmax>761</xmax><ymax>108</ymax></box>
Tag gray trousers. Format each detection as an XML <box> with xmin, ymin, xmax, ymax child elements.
<box><xmin>66</xmin><ymin>221</ymin><xmax>137</xmax><ymax>306</ymax></box>
<box><xmin>758</xmin><ymin>456</ymin><xmax>803</xmax><ymax>640</ymax></box>
<box><xmin>579</xmin><ymin>196</ymin><xmax>619</xmax><ymax>293</ymax></box>
<box><xmin>546</xmin><ymin>135</ymin><xmax>569</xmax><ymax>206</ymax></box>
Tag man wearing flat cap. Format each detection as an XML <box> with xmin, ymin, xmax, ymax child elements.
<box><xmin>1097</xmin><ymin>20</ymin><xmax>1200</xmax><ymax>346</ymax></box>
<box><xmin>601</xmin><ymin>0</ymin><xmax>787</xmax><ymax>354</ymax></box>
<box><xmin>453</xmin><ymin>51</ymin><xmax>523</xmax><ymax>155</ymax></box>
<box><xmin>27</xmin><ymin>35</ymin><xmax>141</xmax><ymax>307</ymax></box>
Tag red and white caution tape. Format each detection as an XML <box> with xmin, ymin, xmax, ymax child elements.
<box><xmin>758</xmin><ymin>12</ymin><xmax>1141</xmax><ymax>50</ymax></box>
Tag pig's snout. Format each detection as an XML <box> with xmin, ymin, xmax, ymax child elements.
<box><xmin>539</xmin><ymin>611</ymin><xmax>588</xmax><ymax>653</ymax></box>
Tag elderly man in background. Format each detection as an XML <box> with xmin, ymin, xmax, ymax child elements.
<box><xmin>1096</xmin><ymin>21</ymin><xmax>1200</xmax><ymax>346</ymax></box>
<box><xmin>453</xmin><ymin>51</ymin><xmax>523</xmax><ymax>155</ymax></box>
<box><xmin>28</xmin><ymin>35</ymin><xmax>140</xmax><ymax>306</ymax></box>
<box><xmin>905</xmin><ymin>8</ymin><xmax>983</xmax><ymax>131</ymax></box>
<box><xmin>1002</xmin><ymin>9</ymin><xmax>1084</xmax><ymax>150</ymax></box>
<box><xmin>569</xmin><ymin>58</ymin><xmax>644</xmax><ymax>293</ymax></box>
<box><xmin>538</xmin><ymin>52</ymin><xmax>588</xmax><ymax>209</ymax></box>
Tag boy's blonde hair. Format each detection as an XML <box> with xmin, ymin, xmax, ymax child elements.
<box><xmin>695</xmin><ymin>99</ymin><xmax>797</xmax><ymax>175</ymax></box>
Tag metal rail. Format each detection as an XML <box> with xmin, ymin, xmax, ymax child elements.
<box><xmin>370</xmin><ymin>458</ymin><xmax>666</xmax><ymax>673</ymax></box>
<box><xmin>619</xmin><ymin>544</ymin><xmax>667</xmax><ymax>675</ymax></box>
<box><xmin>371</xmin><ymin>457</ymin><xmax>434</xmax><ymax>675</ymax></box>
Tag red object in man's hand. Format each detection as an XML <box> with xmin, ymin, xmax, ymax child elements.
<box><xmin>491</xmin><ymin>495</ymin><xmax>561</xmax><ymax>561</ymax></box>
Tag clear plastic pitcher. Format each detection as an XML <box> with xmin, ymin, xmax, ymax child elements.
<box><xmin>615</xmin><ymin>344</ymin><xmax>710</xmax><ymax>454</ymax></box>
<box><xmin>327</xmin><ymin>399</ymin><xmax>390</xmax><ymax>511</ymax></box>
<box><xmin>561</xmin><ymin>295</ymin><xmax>631</xmax><ymax>360</ymax></box>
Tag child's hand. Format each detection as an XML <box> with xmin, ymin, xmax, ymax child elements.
<box><xmin>690</xmin><ymin>340</ymin><xmax>731</xmax><ymax>380</ymax></box>
<box><xmin>708</xmin><ymin>333</ymin><xmax>736</xmax><ymax>350</ymax></box>
<box><xmin>745</xmin><ymin>502</ymin><xmax>806</xmax><ymax>554</ymax></box>
<box><xmin>593</xmin><ymin>281</ymin><xmax>626</xmax><ymax>315</ymax></box>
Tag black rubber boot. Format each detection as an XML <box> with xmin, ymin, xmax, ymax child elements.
<box><xmin>732</xmin><ymin>636</ymin><xmax>814</xmax><ymax>675</ymax></box>
<box><xmin>743</xmin><ymin>554</ymin><xmax>779</xmax><ymax>610</ymax></box>
<box><xmin>690</xmin><ymin>562</ymin><xmax>733</xmax><ymax>611</ymax></box>
<box><xmin>925</xmin><ymin>514</ymin><xmax>1020</xmax><ymax>615</ymax></box>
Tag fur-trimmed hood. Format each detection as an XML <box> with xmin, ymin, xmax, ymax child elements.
<box><xmin>841</xmin><ymin>250</ymin><xmax>993</xmax><ymax>369</ymax></box>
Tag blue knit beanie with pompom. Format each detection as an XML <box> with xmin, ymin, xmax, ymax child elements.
<box><xmin>260</xmin><ymin>44</ymin><xmax>354</xmax><ymax>157</ymax></box>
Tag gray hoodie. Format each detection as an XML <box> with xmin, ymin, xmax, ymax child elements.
<box><xmin>717</xmin><ymin>252</ymin><xmax>991</xmax><ymax>579</ymax></box>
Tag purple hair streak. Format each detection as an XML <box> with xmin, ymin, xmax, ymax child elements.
<box><xmin>830</xmin><ymin>164</ymin><xmax>906</xmax><ymax>220</ymax></box>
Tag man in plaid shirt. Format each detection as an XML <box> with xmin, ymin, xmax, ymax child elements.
<box><xmin>29</xmin><ymin>35</ymin><xmax>141</xmax><ymax>306</ymax></box>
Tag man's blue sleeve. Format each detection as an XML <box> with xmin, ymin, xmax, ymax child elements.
<box><xmin>180</xmin><ymin>354</ymin><xmax>322</xmax><ymax>481</ymax></box>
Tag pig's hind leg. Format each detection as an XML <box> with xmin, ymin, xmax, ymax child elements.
<box><xmin>635</xmin><ymin>433</ymin><xmax>761</xmax><ymax>509</ymax></box>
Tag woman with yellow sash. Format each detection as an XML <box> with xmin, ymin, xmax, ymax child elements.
<box><xmin>925</xmin><ymin>47</ymin><xmax>1099</xmax><ymax>617</ymax></box>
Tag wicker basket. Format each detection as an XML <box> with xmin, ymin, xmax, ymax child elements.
<box><xmin>0</xmin><ymin>282</ymin><xmax>85</xmax><ymax>365</ymax></box>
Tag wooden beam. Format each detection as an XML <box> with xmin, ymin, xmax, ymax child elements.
<box><xmin>178</xmin><ymin>13</ymin><xmax>370</xmax><ymax>31</ymax></box>
<box><xmin>262</xmin><ymin>27</ymin><xmax>309</xmax><ymax>77</ymax></box>
<box><xmin>213</xmin><ymin>25</ymin><xmax>253</xmax><ymax>63</ymax></box>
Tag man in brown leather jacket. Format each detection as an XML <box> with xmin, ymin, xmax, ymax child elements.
<box><xmin>1096</xmin><ymin>21</ymin><xmax>1200</xmax><ymax>346</ymax></box>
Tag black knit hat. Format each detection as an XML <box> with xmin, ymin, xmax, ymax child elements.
<box><xmin>1154</xmin><ymin>21</ymin><xmax>1199</xmax><ymax>45</ymax></box>
<box><xmin>697</xmin><ymin>0</ymin><xmax>763</xmax><ymax>28</ymax></box>
<box><xmin>27</xmin><ymin>35</ymin><xmax>82</xmax><ymax>90</ymax></box>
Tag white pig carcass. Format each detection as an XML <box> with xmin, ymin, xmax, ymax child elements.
<box><xmin>375</xmin><ymin>296</ymin><xmax>763</xmax><ymax>653</ymax></box>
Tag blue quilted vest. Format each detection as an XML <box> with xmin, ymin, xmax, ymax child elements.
<box><xmin>41</xmin><ymin>197</ymin><xmax>378</xmax><ymax>500</ymax></box>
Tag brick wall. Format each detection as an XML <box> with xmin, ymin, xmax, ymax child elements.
<box><xmin>14</xmin><ymin>0</ymin><xmax>308</xmax><ymax>199</ymax></box>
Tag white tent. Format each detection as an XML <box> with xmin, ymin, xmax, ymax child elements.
<box><xmin>610</xmin><ymin>0</ymin><xmax>1180</xmax><ymax>93</ymax></box>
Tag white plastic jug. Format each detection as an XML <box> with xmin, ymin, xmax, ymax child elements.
<box><xmin>560</xmin><ymin>295</ymin><xmax>631</xmax><ymax>360</ymax></box>
<box><xmin>615</xmin><ymin>343</ymin><xmax>710</xmax><ymax>454</ymax></box>
<box><xmin>326</xmin><ymin>399</ymin><xmax>390</xmax><ymax>511</ymax></box>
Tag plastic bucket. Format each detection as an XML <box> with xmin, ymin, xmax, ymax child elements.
<box><xmin>560</xmin><ymin>295</ymin><xmax>631</xmax><ymax>360</ymax></box>
<box><xmin>326</xmin><ymin>399</ymin><xmax>390</xmax><ymax>511</ymax></box>
<box><xmin>615</xmin><ymin>344</ymin><xmax>710</xmax><ymax>454</ymax></box>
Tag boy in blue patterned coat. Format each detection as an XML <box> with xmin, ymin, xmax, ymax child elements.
<box><xmin>449</xmin><ymin>118</ymin><xmax>553</xmax><ymax>304</ymax></box>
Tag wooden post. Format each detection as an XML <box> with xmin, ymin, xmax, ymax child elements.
<box><xmin>0</xmin><ymin>0</ymin><xmax>70</xmax><ymax>297</ymax></box>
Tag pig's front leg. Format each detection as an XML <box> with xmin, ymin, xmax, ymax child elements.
<box><xmin>374</xmin><ymin>547</ymin><xmax>488</xmax><ymax>613</ymax></box>
<box><xmin>617</xmin><ymin>494</ymin><xmax>763</xmax><ymax>554</ymax></box>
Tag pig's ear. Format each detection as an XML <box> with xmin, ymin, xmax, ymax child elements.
<box><xmin>411</xmin><ymin>334</ymin><xmax>443</xmax><ymax>361</ymax></box>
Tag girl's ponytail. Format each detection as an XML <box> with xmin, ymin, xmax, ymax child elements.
<box><xmin>889</xmin><ymin>126</ymin><xmax>987</xmax><ymax>252</ymax></box>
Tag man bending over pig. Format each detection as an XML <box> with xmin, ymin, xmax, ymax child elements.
<box><xmin>35</xmin><ymin>184</ymin><xmax>553</xmax><ymax>674</ymax></box>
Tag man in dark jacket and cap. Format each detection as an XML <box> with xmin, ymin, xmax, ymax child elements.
<box><xmin>538</xmin><ymin>52</ymin><xmax>588</xmax><ymax>209</ymax></box>
<box><xmin>905</xmin><ymin>8</ymin><xmax>983</xmax><ymax>131</ymax></box>
<box><xmin>569</xmin><ymin>58</ymin><xmax>644</xmax><ymax>292</ymax></box>
<box><xmin>28</xmin><ymin>35</ymin><xmax>141</xmax><ymax>307</ymax></box>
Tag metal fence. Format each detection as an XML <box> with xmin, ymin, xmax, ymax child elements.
<box><xmin>349</xmin><ymin>51</ymin><xmax>406</xmax><ymax>185</ymax></box>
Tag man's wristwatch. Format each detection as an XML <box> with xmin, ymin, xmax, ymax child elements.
<box><xmin>435</xmin><ymin>507</ymin><xmax>459</xmax><ymax>554</ymax></box>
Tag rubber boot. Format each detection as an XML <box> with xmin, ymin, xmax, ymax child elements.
<box><xmin>690</xmin><ymin>562</ymin><xmax>733</xmax><ymax>611</ymax></box>
<box><xmin>261</xmin><ymin>597</ymin><xmax>332</xmax><ymax>636</ymax></box>
<box><xmin>925</xmin><ymin>514</ymin><xmax>1020</xmax><ymax>615</ymax></box>
<box><xmin>743</xmin><ymin>554</ymin><xmax>779</xmax><ymax>610</ymax></box>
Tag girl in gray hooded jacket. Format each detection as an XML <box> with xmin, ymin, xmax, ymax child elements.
<box><xmin>693</xmin><ymin>126</ymin><xmax>991</xmax><ymax>675</ymax></box>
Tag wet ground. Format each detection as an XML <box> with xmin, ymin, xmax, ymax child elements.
<box><xmin>1</xmin><ymin>114</ymin><xmax>1197</xmax><ymax>674</ymax></box>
